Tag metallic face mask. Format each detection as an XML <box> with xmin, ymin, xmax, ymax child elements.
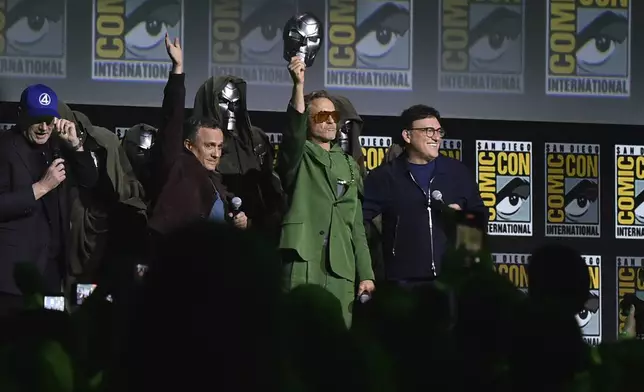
<box><xmin>123</xmin><ymin>125</ymin><xmax>157</xmax><ymax>190</ymax></box>
<box><xmin>338</xmin><ymin>120</ymin><xmax>352</xmax><ymax>153</ymax></box>
<box><xmin>218</xmin><ymin>82</ymin><xmax>240</xmax><ymax>131</ymax></box>
<box><xmin>124</xmin><ymin>124</ymin><xmax>156</xmax><ymax>150</ymax></box>
<box><xmin>283</xmin><ymin>13</ymin><xmax>323</xmax><ymax>67</ymax></box>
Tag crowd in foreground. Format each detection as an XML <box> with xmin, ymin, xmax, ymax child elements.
<box><xmin>0</xmin><ymin>223</ymin><xmax>642</xmax><ymax>392</ymax></box>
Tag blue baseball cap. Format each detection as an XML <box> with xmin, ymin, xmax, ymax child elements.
<box><xmin>20</xmin><ymin>84</ymin><xmax>60</xmax><ymax>119</ymax></box>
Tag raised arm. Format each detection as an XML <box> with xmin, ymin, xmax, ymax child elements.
<box><xmin>51</xmin><ymin>118</ymin><xmax>98</xmax><ymax>189</ymax></box>
<box><xmin>154</xmin><ymin>34</ymin><xmax>185</xmax><ymax>179</ymax></box>
<box><xmin>276</xmin><ymin>56</ymin><xmax>308</xmax><ymax>194</ymax></box>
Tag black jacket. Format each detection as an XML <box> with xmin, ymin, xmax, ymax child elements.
<box><xmin>0</xmin><ymin>128</ymin><xmax>98</xmax><ymax>294</ymax></box>
<box><xmin>362</xmin><ymin>153</ymin><xmax>486</xmax><ymax>281</ymax></box>
<box><xmin>193</xmin><ymin>76</ymin><xmax>285</xmax><ymax>240</ymax></box>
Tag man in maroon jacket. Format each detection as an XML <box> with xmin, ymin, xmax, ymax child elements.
<box><xmin>147</xmin><ymin>35</ymin><xmax>247</xmax><ymax>236</ymax></box>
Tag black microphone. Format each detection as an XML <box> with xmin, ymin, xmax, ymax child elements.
<box><xmin>52</xmin><ymin>148</ymin><xmax>62</xmax><ymax>161</ymax></box>
<box><xmin>231</xmin><ymin>197</ymin><xmax>242</xmax><ymax>216</ymax></box>
<box><xmin>51</xmin><ymin>136</ymin><xmax>64</xmax><ymax>166</ymax></box>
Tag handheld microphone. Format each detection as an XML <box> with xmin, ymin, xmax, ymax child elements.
<box><xmin>52</xmin><ymin>145</ymin><xmax>64</xmax><ymax>169</ymax></box>
<box><xmin>431</xmin><ymin>190</ymin><xmax>444</xmax><ymax>205</ymax></box>
<box><xmin>358</xmin><ymin>292</ymin><xmax>371</xmax><ymax>304</ymax></box>
<box><xmin>231</xmin><ymin>197</ymin><xmax>242</xmax><ymax>216</ymax></box>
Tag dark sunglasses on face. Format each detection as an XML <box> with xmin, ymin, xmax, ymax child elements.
<box><xmin>408</xmin><ymin>127</ymin><xmax>446</xmax><ymax>138</ymax></box>
<box><xmin>311</xmin><ymin>110</ymin><xmax>340</xmax><ymax>124</ymax></box>
<box><xmin>26</xmin><ymin>116</ymin><xmax>55</xmax><ymax>127</ymax></box>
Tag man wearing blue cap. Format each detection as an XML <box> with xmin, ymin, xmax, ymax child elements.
<box><xmin>0</xmin><ymin>84</ymin><xmax>98</xmax><ymax>315</ymax></box>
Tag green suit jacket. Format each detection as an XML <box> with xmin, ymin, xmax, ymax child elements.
<box><xmin>277</xmin><ymin>105</ymin><xmax>374</xmax><ymax>283</ymax></box>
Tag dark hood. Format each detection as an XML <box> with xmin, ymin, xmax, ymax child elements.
<box><xmin>193</xmin><ymin>76</ymin><xmax>253</xmax><ymax>144</ymax></box>
<box><xmin>57</xmin><ymin>101</ymin><xmax>89</xmax><ymax>145</ymax></box>
<box><xmin>332</xmin><ymin>95</ymin><xmax>365</xmax><ymax>172</ymax></box>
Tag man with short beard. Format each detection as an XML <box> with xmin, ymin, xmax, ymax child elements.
<box><xmin>0</xmin><ymin>84</ymin><xmax>98</xmax><ymax>315</ymax></box>
<box><xmin>277</xmin><ymin>56</ymin><xmax>375</xmax><ymax>327</ymax></box>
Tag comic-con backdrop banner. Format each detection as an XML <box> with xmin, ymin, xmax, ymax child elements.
<box><xmin>0</xmin><ymin>0</ymin><xmax>642</xmax><ymax>125</ymax></box>
<box><xmin>492</xmin><ymin>253</ymin><xmax>602</xmax><ymax>345</ymax></box>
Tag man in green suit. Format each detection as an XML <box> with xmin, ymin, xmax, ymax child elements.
<box><xmin>277</xmin><ymin>56</ymin><xmax>375</xmax><ymax>327</ymax></box>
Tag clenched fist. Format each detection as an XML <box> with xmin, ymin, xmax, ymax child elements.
<box><xmin>229</xmin><ymin>211</ymin><xmax>248</xmax><ymax>230</ymax></box>
<box><xmin>288</xmin><ymin>56</ymin><xmax>305</xmax><ymax>86</ymax></box>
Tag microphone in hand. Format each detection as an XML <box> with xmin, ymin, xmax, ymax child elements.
<box><xmin>431</xmin><ymin>190</ymin><xmax>444</xmax><ymax>205</ymax></box>
<box><xmin>231</xmin><ymin>197</ymin><xmax>242</xmax><ymax>216</ymax></box>
<box><xmin>432</xmin><ymin>190</ymin><xmax>461</xmax><ymax>211</ymax></box>
<box><xmin>358</xmin><ymin>292</ymin><xmax>371</xmax><ymax>303</ymax></box>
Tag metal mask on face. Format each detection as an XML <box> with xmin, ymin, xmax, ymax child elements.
<box><xmin>338</xmin><ymin>120</ymin><xmax>352</xmax><ymax>153</ymax></box>
<box><xmin>218</xmin><ymin>82</ymin><xmax>240</xmax><ymax>131</ymax></box>
<box><xmin>124</xmin><ymin>125</ymin><xmax>156</xmax><ymax>150</ymax></box>
<box><xmin>123</xmin><ymin>124</ymin><xmax>157</xmax><ymax>188</ymax></box>
<box><xmin>283</xmin><ymin>13</ymin><xmax>323</xmax><ymax>67</ymax></box>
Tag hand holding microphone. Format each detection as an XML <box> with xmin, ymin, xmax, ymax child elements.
<box><xmin>357</xmin><ymin>280</ymin><xmax>375</xmax><ymax>303</ymax></box>
<box><xmin>40</xmin><ymin>158</ymin><xmax>66</xmax><ymax>191</ymax></box>
<box><xmin>431</xmin><ymin>190</ymin><xmax>461</xmax><ymax>211</ymax></box>
<box><xmin>228</xmin><ymin>197</ymin><xmax>248</xmax><ymax>230</ymax></box>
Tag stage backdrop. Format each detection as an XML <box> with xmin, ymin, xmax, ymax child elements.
<box><xmin>1</xmin><ymin>99</ymin><xmax>642</xmax><ymax>344</ymax></box>
<box><xmin>0</xmin><ymin>0</ymin><xmax>643</xmax><ymax>125</ymax></box>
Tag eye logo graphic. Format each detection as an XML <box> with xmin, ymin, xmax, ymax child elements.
<box><xmin>616</xmin><ymin>256</ymin><xmax>644</xmax><ymax>336</ymax></box>
<box><xmin>579</xmin><ymin>255</ymin><xmax>602</xmax><ymax>346</ymax></box>
<box><xmin>438</xmin><ymin>0</ymin><xmax>524</xmax><ymax>94</ymax></box>
<box><xmin>440</xmin><ymin>139</ymin><xmax>462</xmax><ymax>161</ymax></box>
<box><xmin>545</xmin><ymin>143</ymin><xmax>600</xmax><ymax>238</ymax></box>
<box><xmin>546</xmin><ymin>0</ymin><xmax>630</xmax><ymax>97</ymax></box>
<box><xmin>266</xmin><ymin>132</ymin><xmax>282</xmax><ymax>168</ymax></box>
<box><xmin>0</xmin><ymin>0</ymin><xmax>66</xmax><ymax>78</ymax></box>
<box><xmin>210</xmin><ymin>0</ymin><xmax>296</xmax><ymax>86</ymax></box>
<box><xmin>360</xmin><ymin>136</ymin><xmax>391</xmax><ymax>172</ymax></box>
<box><xmin>325</xmin><ymin>0</ymin><xmax>412</xmax><ymax>91</ymax></box>
<box><xmin>477</xmin><ymin>140</ymin><xmax>532</xmax><ymax>236</ymax></box>
<box><xmin>615</xmin><ymin>144</ymin><xmax>644</xmax><ymax>239</ymax></box>
<box><xmin>492</xmin><ymin>253</ymin><xmax>529</xmax><ymax>294</ymax></box>
<box><xmin>92</xmin><ymin>0</ymin><xmax>183</xmax><ymax>82</ymax></box>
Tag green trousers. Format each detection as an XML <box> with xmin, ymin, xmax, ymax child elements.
<box><xmin>283</xmin><ymin>245</ymin><xmax>356</xmax><ymax>328</ymax></box>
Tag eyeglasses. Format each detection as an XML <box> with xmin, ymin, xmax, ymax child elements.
<box><xmin>311</xmin><ymin>110</ymin><xmax>340</xmax><ymax>124</ymax></box>
<box><xmin>408</xmin><ymin>127</ymin><xmax>446</xmax><ymax>138</ymax></box>
<box><xmin>28</xmin><ymin>116</ymin><xmax>55</xmax><ymax>127</ymax></box>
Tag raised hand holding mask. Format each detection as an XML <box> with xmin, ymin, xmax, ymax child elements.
<box><xmin>283</xmin><ymin>12</ymin><xmax>323</xmax><ymax>67</ymax></box>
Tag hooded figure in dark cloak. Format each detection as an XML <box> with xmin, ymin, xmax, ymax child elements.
<box><xmin>122</xmin><ymin>123</ymin><xmax>158</xmax><ymax>201</ymax></box>
<box><xmin>58</xmin><ymin>103</ymin><xmax>147</xmax><ymax>289</ymax></box>
<box><xmin>331</xmin><ymin>95</ymin><xmax>366</xmax><ymax>176</ymax></box>
<box><xmin>193</xmin><ymin>76</ymin><xmax>285</xmax><ymax>241</ymax></box>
